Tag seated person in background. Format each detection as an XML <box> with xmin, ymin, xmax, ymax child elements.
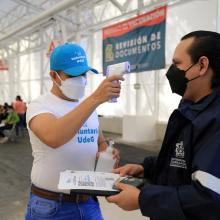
<box><xmin>4</xmin><ymin>102</ymin><xmax>9</xmax><ymax>110</ymax></box>
<box><xmin>0</xmin><ymin>105</ymin><xmax>20</xmax><ymax>143</ymax></box>
<box><xmin>0</xmin><ymin>104</ymin><xmax>9</xmax><ymax>123</ymax></box>
<box><xmin>0</xmin><ymin>105</ymin><xmax>5</xmax><ymax>123</ymax></box>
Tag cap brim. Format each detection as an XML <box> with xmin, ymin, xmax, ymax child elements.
<box><xmin>63</xmin><ymin>66</ymin><xmax>98</xmax><ymax>76</ymax></box>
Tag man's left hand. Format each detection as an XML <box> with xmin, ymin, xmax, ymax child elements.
<box><xmin>106</xmin><ymin>182</ymin><xmax>140</xmax><ymax>211</ymax></box>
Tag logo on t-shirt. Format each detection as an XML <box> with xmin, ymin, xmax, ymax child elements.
<box><xmin>77</xmin><ymin>122</ymin><xmax>98</xmax><ymax>143</ymax></box>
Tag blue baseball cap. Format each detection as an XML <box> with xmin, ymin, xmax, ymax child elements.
<box><xmin>50</xmin><ymin>43</ymin><xmax>98</xmax><ymax>76</ymax></box>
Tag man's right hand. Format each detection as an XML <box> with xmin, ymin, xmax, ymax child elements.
<box><xmin>91</xmin><ymin>75</ymin><xmax>124</xmax><ymax>105</ymax></box>
<box><xmin>112</xmin><ymin>164</ymin><xmax>144</xmax><ymax>177</ymax></box>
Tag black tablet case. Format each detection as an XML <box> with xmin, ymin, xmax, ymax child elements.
<box><xmin>70</xmin><ymin>177</ymin><xmax>145</xmax><ymax>196</ymax></box>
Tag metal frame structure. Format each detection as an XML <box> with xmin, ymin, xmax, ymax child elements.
<box><xmin>218</xmin><ymin>0</ymin><xmax>220</xmax><ymax>32</ymax></box>
<box><xmin>0</xmin><ymin>0</ymin><xmax>207</xmax><ymax>120</ymax></box>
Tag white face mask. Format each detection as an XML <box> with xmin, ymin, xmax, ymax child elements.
<box><xmin>54</xmin><ymin>72</ymin><xmax>87</xmax><ymax>100</ymax></box>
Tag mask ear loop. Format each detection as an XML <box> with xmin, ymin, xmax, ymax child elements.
<box><xmin>53</xmin><ymin>71</ymin><xmax>63</xmax><ymax>87</ymax></box>
<box><xmin>185</xmin><ymin>63</ymin><xmax>196</xmax><ymax>73</ymax></box>
<box><xmin>82</xmin><ymin>74</ymin><xmax>87</xmax><ymax>86</ymax></box>
<box><xmin>185</xmin><ymin>62</ymin><xmax>201</xmax><ymax>82</ymax></box>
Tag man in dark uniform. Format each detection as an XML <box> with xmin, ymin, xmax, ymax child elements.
<box><xmin>107</xmin><ymin>30</ymin><xmax>220</xmax><ymax>220</ymax></box>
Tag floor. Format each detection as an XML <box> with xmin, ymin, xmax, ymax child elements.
<box><xmin>0</xmin><ymin>131</ymin><xmax>161</xmax><ymax>220</ymax></box>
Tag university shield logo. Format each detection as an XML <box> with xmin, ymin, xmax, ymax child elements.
<box><xmin>175</xmin><ymin>141</ymin><xmax>185</xmax><ymax>158</ymax></box>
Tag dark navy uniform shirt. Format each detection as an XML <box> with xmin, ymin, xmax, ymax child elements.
<box><xmin>139</xmin><ymin>88</ymin><xmax>220</xmax><ymax>220</ymax></box>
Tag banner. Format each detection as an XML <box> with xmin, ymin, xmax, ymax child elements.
<box><xmin>103</xmin><ymin>6</ymin><xmax>167</xmax><ymax>74</ymax></box>
<box><xmin>46</xmin><ymin>40</ymin><xmax>62</xmax><ymax>57</ymax></box>
<box><xmin>0</xmin><ymin>59</ymin><xmax>8</xmax><ymax>71</ymax></box>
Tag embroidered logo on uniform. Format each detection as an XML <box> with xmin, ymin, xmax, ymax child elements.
<box><xmin>170</xmin><ymin>141</ymin><xmax>187</xmax><ymax>169</ymax></box>
<box><xmin>175</xmin><ymin>141</ymin><xmax>185</xmax><ymax>158</ymax></box>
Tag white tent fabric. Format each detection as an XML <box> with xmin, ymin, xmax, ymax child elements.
<box><xmin>0</xmin><ymin>0</ymin><xmax>217</xmax><ymax>124</ymax></box>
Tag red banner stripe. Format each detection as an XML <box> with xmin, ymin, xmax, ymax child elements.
<box><xmin>103</xmin><ymin>5</ymin><xmax>167</xmax><ymax>40</ymax></box>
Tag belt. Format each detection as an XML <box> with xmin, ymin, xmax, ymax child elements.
<box><xmin>31</xmin><ymin>184</ymin><xmax>90</xmax><ymax>203</ymax></box>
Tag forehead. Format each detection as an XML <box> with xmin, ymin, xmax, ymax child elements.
<box><xmin>173</xmin><ymin>37</ymin><xmax>194</xmax><ymax>63</ymax></box>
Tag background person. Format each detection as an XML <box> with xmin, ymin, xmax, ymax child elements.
<box><xmin>0</xmin><ymin>104</ymin><xmax>8</xmax><ymax>124</ymax></box>
<box><xmin>107</xmin><ymin>30</ymin><xmax>220</xmax><ymax>220</ymax></box>
<box><xmin>0</xmin><ymin>105</ymin><xmax>20</xmax><ymax>143</ymax></box>
<box><xmin>13</xmin><ymin>95</ymin><xmax>27</xmax><ymax>135</ymax></box>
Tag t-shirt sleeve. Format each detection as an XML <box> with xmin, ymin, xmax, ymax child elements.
<box><xmin>26</xmin><ymin>101</ymin><xmax>54</xmax><ymax>129</ymax></box>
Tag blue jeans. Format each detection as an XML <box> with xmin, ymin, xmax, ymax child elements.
<box><xmin>25</xmin><ymin>193</ymin><xmax>104</xmax><ymax>220</ymax></box>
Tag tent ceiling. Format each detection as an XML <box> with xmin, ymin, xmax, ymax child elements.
<box><xmin>0</xmin><ymin>0</ymin><xmax>195</xmax><ymax>55</ymax></box>
<box><xmin>0</xmin><ymin>0</ymin><xmax>67</xmax><ymax>37</ymax></box>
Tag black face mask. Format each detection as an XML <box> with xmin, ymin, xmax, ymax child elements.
<box><xmin>166</xmin><ymin>63</ymin><xmax>200</xmax><ymax>96</ymax></box>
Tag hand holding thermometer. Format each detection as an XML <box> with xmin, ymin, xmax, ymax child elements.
<box><xmin>106</xmin><ymin>61</ymin><xmax>131</xmax><ymax>103</ymax></box>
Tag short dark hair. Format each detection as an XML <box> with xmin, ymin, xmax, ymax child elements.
<box><xmin>181</xmin><ymin>30</ymin><xmax>220</xmax><ymax>88</ymax></box>
<box><xmin>16</xmin><ymin>95</ymin><xmax>22</xmax><ymax>101</ymax></box>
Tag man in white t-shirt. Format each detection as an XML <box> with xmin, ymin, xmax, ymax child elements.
<box><xmin>25</xmin><ymin>43</ymin><xmax>122</xmax><ymax>220</ymax></box>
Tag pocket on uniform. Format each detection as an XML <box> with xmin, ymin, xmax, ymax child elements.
<box><xmin>30</xmin><ymin>196</ymin><xmax>59</xmax><ymax>218</ymax></box>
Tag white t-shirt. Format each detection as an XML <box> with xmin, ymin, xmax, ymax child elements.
<box><xmin>26</xmin><ymin>92</ymin><xmax>99</xmax><ymax>193</ymax></box>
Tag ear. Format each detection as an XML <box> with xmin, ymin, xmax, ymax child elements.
<box><xmin>198</xmin><ymin>56</ymin><xmax>209</xmax><ymax>76</ymax></box>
